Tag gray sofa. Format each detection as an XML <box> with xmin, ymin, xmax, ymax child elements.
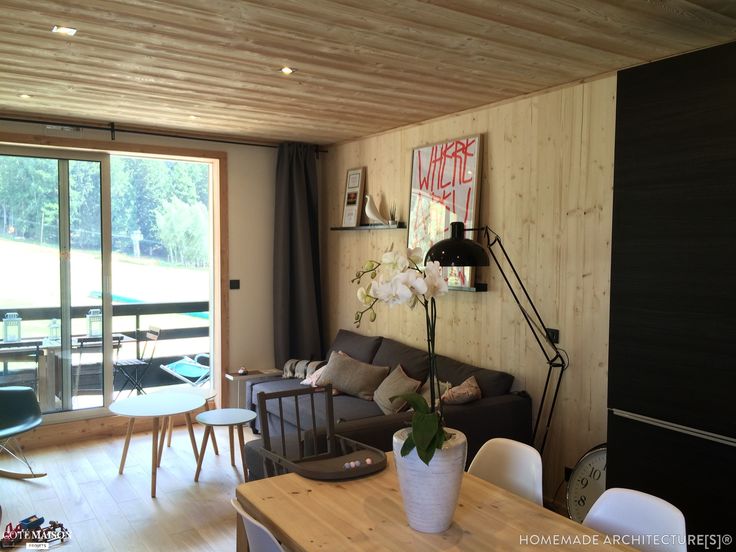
<box><xmin>244</xmin><ymin>330</ymin><xmax>531</xmax><ymax>478</ymax></box>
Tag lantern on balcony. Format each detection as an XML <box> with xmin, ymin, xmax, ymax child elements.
<box><xmin>3</xmin><ymin>312</ymin><xmax>22</xmax><ymax>342</ymax></box>
<box><xmin>48</xmin><ymin>318</ymin><xmax>61</xmax><ymax>342</ymax></box>
<box><xmin>86</xmin><ymin>308</ymin><xmax>102</xmax><ymax>337</ymax></box>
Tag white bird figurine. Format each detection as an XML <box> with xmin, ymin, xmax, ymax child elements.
<box><xmin>364</xmin><ymin>194</ymin><xmax>389</xmax><ymax>225</ymax></box>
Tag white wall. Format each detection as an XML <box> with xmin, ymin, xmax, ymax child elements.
<box><xmin>0</xmin><ymin>121</ymin><xmax>277</xmax><ymax>380</ymax></box>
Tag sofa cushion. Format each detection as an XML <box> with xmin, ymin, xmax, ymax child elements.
<box><xmin>372</xmin><ymin>337</ymin><xmax>430</xmax><ymax>383</ymax></box>
<box><xmin>435</xmin><ymin>355</ymin><xmax>513</xmax><ymax>398</ymax></box>
<box><xmin>442</xmin><ymin>376</ymin><xmax>481</xmax><ymax>405</ymax></box>
<box><xmin>315</xmin><ymin>352</ymin><xmax>389</xmax><ymax>400</ymax></box>
<box><xmin>373</xmin><ymin>364</ymin><xmax>421</xmax><ymax>415</ymax></box>
<box><xmin>326</xmin><ymin>329</ymin><xmax>382</xmax><ymax>363</ymax></box>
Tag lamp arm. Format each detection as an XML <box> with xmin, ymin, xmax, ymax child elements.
<box><xmin>476</xmin><ymin>226</ymin><xmax>567</xmax><ymax>453</ymax></box>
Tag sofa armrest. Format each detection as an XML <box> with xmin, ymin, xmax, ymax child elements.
<box><xmin>244</xmin><ymin>376</ymin><xmax>283</xmax><ymax>413</ymax></box>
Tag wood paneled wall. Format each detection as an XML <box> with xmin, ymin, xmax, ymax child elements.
<box><xmin>320</xmin><ymin>76</ymin><xmax>617</xmax><ymax>498</ymax></box>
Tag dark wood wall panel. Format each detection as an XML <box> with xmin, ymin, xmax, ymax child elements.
<box><xmin>610</xmin><ymin>41</ymin><xmax>736</xmax><ymax>438</ymax></box>
<box><xmin>607</xmin><ymin>414</ymin><xmax>734</xmax><ymax>540</ymax></box>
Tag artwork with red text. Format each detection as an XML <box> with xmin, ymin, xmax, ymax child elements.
<box><xmin>408</xmin><ymin>135</ymin><xmax>481</xmax><ymax>288</ymax></box>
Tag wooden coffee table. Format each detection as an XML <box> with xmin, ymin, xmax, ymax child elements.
<box><xmin>109</xmin><ymin>392</ymin><xmax>205</xmax><ymax>497</ymax></box>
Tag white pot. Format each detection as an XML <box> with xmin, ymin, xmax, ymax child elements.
<box><xmin>392</xmin><ymin>427</ymin><xmax>467</xmax><ymax>533</ymax></box>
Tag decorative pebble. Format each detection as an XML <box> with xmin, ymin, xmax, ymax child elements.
<box><xmin>365</xmin><ymin>458</ymin><xmax>373</xmax><ymax>465</ymax></box>
<box><xmin>344</xmin><ymin>462</ymin><xmax>351</xmax><ymax>470</ymax></box>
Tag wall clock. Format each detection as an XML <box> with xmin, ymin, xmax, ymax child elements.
<box><xmin>566</xmin><ymin>443</ymin><xmax>607</xmax><ymax>522</ymax></box>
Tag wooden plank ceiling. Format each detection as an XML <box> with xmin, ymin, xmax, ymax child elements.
<box><xmin>0</xmin><ymin>0</ymin><xmax>734</xmax><ymax>145</ymax></box>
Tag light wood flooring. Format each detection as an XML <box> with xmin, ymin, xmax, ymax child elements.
<box><xmin>0</xmin><ymin>424</ymin><xmax>257</xmax><ymax>551</ymax></box>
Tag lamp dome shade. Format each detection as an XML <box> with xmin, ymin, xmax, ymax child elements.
<box><xmin>425</xmin><ymin>222</ymin><xmax>490</xmax><ymax>267</ymax></box>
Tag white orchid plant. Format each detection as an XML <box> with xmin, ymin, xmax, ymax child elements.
<box><xmin>352</xmin><ymin>246</ymin><xmax>450</xmax><ymax>464</ymax></box>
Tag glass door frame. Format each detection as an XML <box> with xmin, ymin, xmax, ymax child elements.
<box><xmin>0</xmin><ymin>144</ymin><xmax>112</xmax><ymax>422</ymax></box>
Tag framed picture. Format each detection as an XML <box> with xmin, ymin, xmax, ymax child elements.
<box><xmin>407</xmin><ymin>135</ymin><xmax>482</xmax><ymax>288</ymax></box>
<box><xmin>341</xmin><ymin>167</ymin><xmax>365</xmax><ymax>227</ymax></box>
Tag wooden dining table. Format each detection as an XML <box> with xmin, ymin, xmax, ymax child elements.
<box><xmin>235</xmin><ymin>452</ymin><xmax>635</xmax><ymax>551</ymax></box>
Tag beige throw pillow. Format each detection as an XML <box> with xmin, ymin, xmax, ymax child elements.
<box><xmin>373</xmin><ymin>364</ymin><xmax>421</xmax><ymax>415</ymax></box>
<box><xmin>441</xmin><ymin>376</ymin><xmax>481</xmax><ymax>405</ymax></box>
<box><xmin>315</xmin><ymin>351</ymin><xmax>389</xmax><ymax>400</ymax></box>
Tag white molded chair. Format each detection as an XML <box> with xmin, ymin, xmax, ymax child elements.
<box><xmin>467</xmin><ymin>437</ymin><xmax>543</xmax><ymax>505</ymax></box>
<box><xmin>231</xmin><ymin>498</ymin><xmax>284</xmax><ymax>552</ymax></box>
<box><xmin>583</xmin><ymin>488</ymin><xmax>686</xmax><ymax>552</ymax></box>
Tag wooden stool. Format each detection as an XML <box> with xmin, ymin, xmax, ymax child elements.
<box><xmin>194</xmin><ymin>408</ymin><xmax>257</xmax><ymax>482</ymax></box>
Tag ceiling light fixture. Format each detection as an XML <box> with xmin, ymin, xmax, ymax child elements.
<box><xmin>18</xmin><ymin>94</ymin><xmax>32</xmax><ymax>99</ymax></box>
<box><xmin>51</xmin><ymin>25</ymin><xmax>77</xmax><ymax>36</ymax></box>
<box><xmin>280</xmin><ymin>66</ymin><xmax>295</xmax><ymax>75</ymax></box>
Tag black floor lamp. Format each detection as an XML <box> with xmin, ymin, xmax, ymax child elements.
<box><xmin>425</xmin><ymin>221</ymin><xmax>568</xmax><ymax>453</ymax></box>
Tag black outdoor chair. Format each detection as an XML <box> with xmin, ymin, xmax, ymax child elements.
<box><xmin>0</xmin><ymin>386</ymin><xmax>46</xmax><ymax>479</ymax></box>
<box><xmin>114</xmin><ymin>327</ymin><xmax>160</xmax><ymax>399</ymax></box>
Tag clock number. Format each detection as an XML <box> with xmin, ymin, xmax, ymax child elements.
<box><xmin>578</xmin><ymin>477</ymin><xmax>589</xmax><ymax>489</ymax></box>
<box><xmin>588</xmin><ymin>466</ymin><xmax>602</xmax><ymax>480</ymax></box>
<box><xmin>577</xmin><ymin>496</ymin><xmax>586</xmax><ymax>507</ymax></box>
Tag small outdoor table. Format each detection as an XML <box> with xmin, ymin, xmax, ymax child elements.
<box><xmin>194</xmin><ymin>408</ymin><xmax>256</xmax><ymax>482</ymax></box>
<box><xmin>109</xmin><ymin>392</ymin><xmax>205</xmax><ymax>497</ymax></box>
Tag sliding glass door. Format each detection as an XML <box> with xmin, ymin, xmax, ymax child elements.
<box><xmin>0</xmin><ymin>146</ymin><xmax>111</xmax><ymax>417</ymax></box>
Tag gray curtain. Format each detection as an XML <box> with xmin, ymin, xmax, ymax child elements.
<box><xmin>273</xmin><ymin>143</ymin><xmax>323</xmax><ymax>368</ymax></box>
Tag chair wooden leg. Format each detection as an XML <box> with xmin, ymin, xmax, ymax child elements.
<box><xmin>236</xmin><ymin>423</ymin><xmax>247</xmax><ymax>481</ymax></box>
<box><xmin>229</xmin><ymin>425</ymin><xmax>235</xmax><ymax>467</ymax></box>
<box><xmin>194</xmin><ymin>426</ymin><xmax>211</xmax><ymax>482</ymax></box>
<box><xmin>204</xmin><ymin>399</ymin><xmax>219</xmax><ymax>455</ymax></box>
<box><xmin>119</xmin><ymin>417</ymin><xmax>135</xmax><ymax>474</ymax></box>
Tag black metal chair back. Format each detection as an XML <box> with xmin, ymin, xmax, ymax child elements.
<box><xmin>256</xmin><ymin>385</ymin><xmax>335</xmax><ymax>477</ymax></box>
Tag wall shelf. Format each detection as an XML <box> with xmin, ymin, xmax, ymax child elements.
<box><xmin>330</xmin><ymin>222</ymin><xmax>405</xmax><ymax>231</ymax></box>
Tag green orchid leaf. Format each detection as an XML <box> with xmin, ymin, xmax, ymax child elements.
<box><xmin>411</xmin><ymin>411</ymin><xmax>439</xmax><ymax>453</ymax></box>
<box><xmin>391</xmin><ymin>392</ymin><xmax>429</xmax><ymax>414</ymax></box>
<box><xmin>417</xmin><ymin>440</ymin><xmax>436</xmax><ymax>465</ymax></box>
<box><xmin>400</xmin><ymin>433</ymin><xmax>416</xmax><ymax>457</ymax></box>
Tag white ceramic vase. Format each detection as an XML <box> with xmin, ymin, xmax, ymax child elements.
<box><xmin>392</xmin><ymin>427</ymin><xmax>467</xmax><ymax>533</ymax></box>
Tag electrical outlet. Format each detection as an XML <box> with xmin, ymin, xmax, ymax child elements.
<box><xmin>547</xmin><ymin>328</ymin><xmax>560</xmax><ymax>344</ymax></box>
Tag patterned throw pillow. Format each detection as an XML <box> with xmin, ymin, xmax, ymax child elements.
<box><xmin>373</xmin><ymin>364</ymin><xmax>421</xmax><ymax>415</ymax></box>
<box><xmin>441</xmin><ymin>376</ymin><xmax>481</xmax><ymax>405</ymax></box>
<box><xmin>284</xmin><ymin>359</ymin><xmax>326</xmax><ymax>379</ymax></box>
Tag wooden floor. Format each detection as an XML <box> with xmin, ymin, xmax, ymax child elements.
<box><xmin>0</xmin><ymin>424</ymin><xmax>257</xmax><ymax>551</ymax></box>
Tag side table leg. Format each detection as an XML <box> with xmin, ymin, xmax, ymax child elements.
<box><xmin>119</xmin><ymin>417</ymin><xmax>135</xmax><ymax>474</ymax></box>
<box><xmin>185</xmin><ymin>412</ymin><xmax>199</xmax><ymax>462</ymax></box>
<box><xmin>236</xmin><ymin>423</ymin><xmax>247</xmax><ymax>481</ymax></box>
<box><xmin>204</xmin><ymin>399</ymin><xmax>220</xmax><ymax>455</ymax></box>
<box><xmin>229</xmin><ymin>426</ymin><xmax>235</xmax><ymax>467</ymax></box>
<box><xmin>194</xmin><ymin>426</ymin><xmax>211</xmax><ymax>482</ymax></box>
<box><xmin>157</xmin><ymin>416</ymin><xmax>168</xmax><ymax>467</ymax></box>
<box><xmin>167</xmin><ymin>414</ymin><xmax>174</xmax><ymax>447</ymax></box>
<box><xmin>151</xmin><ymin>416</ymin><xmax>159</xmax><ymax>498</ymax></box>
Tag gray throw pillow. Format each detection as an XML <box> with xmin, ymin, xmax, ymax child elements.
<box><xmin>315</xmin><ymin>352</ymin><xmax>389</xmax><ymax>400</ymax></box>
<box><xmin>373</xmin><ymin>364</ymin><xmax>421</xmax><ymax>415</ymax></box>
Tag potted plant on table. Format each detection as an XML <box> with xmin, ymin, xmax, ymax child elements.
<box><xmin>353</xmin><ymin>247</ymin><xmax>467</xmax><ymax>533</ymax></box>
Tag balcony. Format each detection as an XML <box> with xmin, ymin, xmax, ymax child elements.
<box><xmin>0</xmin><ymin>301</ymin><xmax>209</xmax><ymax>413</ymax></box>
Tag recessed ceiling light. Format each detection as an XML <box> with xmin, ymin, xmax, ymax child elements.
<box><xmin>52</xmin><ymin>25</ymin><xmax>77</xmax><ymax>36</ymax></box>
<box><xmin>19</xmin><ymin>94</ymin><xmax>32</xmax><ymax>99</ymax></box>
<box><xmin>280</xmin><ymin>66</ymin><xmax>295</xmax><ymax>75</ymax></box>
<box><xmin>188</xmin><ymin>115</ymin><xmax>199</xmax><ymax>120</ymax></box>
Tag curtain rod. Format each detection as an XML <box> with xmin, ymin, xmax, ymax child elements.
<box><xmin>0</xmin><ymin>116</ymin><xmax>328</xmax><ymax>152</ymax></box>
